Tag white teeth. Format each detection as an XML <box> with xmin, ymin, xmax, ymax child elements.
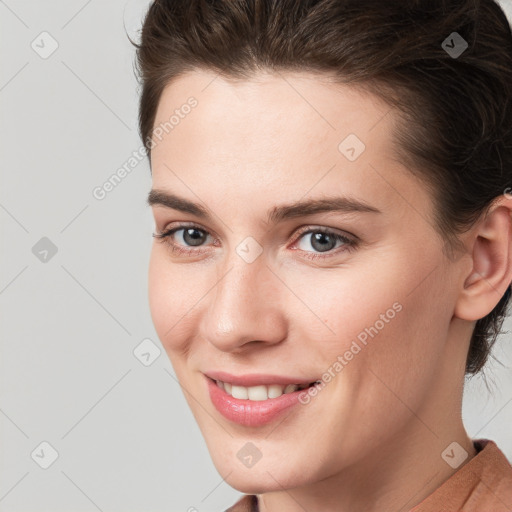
<box><xmin>216</xmin><ymin>380</ymin><xmax>307</xmax><ymax>401</ymax></box>
<box><xmin>267</xmin><ymin>384</ymin><xmax>283</xmax><ymax>399</ymax></box>
<box><xmin>247</xmin><ymin>385</ymin><xmax>268</xmax><ymax>401</ymax></box>
<box><xmin>231</xmin><ymin>385</ymin><xmax>248</xmax><ymax>399</ymax></box>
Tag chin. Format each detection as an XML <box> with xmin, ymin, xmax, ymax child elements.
<box><xmin>208</xmin><ymin>446</ymin><xmax>317</xmax><ymax>494</ymax></box>
<box><xmin>223</xmin><ymin>470</ymin><xmax>294</xmax><ymax>495</ymax></box>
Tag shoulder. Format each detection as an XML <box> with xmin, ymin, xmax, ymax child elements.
<box><xmin>412</xmin><ymin>438</ymin><xmax>512</xmax><ymax>512</ymax></box>
<box><xmin>224</xmin><ymin>494</ymin><xmax>258</xmax><ymax>512</ymax></box>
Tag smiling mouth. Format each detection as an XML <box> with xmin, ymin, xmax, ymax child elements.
<box><xmin>210</xmin><ymin>378</ymin><xmax>320</xmax><ymax>401</ymax></box>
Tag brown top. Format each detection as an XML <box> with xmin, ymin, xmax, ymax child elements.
<box><xmin>224</xmin><ymin>439</ymin><xmax>512</xmax><ymax>512</ymax></box>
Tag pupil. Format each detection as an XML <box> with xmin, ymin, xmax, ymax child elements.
<box><xmin>311</xmin><ymin>232</ymin><xmax>335</xmax><ymax>252</ymax></box>
<box><xmin>184</xmin><ymin>228</ymin><xmax>206</xmax><ymax>246</ymax></box>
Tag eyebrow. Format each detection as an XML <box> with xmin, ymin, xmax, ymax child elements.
<box><xmin>147</xmin><ymin>188</ymin><xmax>381</xmax><ymax>224</ymax></box>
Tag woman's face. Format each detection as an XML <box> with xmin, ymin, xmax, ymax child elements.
<box><xmin>148</xmin><ymin>69</ymin><xmax>471</xmax><ymax>492</ymax></box>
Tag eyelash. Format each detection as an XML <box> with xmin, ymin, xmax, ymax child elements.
<box><xmin>153</xmin><ymin>223</ymin><xmax>358</xmax><ymax>260</ymax></box>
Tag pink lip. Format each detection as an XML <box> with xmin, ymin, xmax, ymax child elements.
<box><xmin>205</xmin><ymin>375</ymin><xmax>313</xmax><ymax>427</ymax></box>
<box><xmin>204</xmin><ymin>370</ymin><xmax>315</xmax><ymax>387</ymax></box>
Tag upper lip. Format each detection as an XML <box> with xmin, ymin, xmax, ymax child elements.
<box><xmin>204</xmin><ymin>370</ymin><xmax>318</xmax><ymax>387</ymax></box>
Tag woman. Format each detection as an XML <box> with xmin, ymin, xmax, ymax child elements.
<box><xmin>132</xmin><ymin>0</ymin><xmax>512</xmax><ymax>510</ymax></box>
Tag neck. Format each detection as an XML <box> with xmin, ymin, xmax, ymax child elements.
<box><xmin>258</xmin><ymin>422</ymin><xmax>476</xmax><ymax>512</ymax></box>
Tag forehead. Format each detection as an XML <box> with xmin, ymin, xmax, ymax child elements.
<box><xmin>152</xmin><ymin>69</ymin><xmax>391</xmax><ymax>154</ymax></box>
<box><xmin>150</xmin><ymin>69</ymin><xmax>431</xmax><ymax>222</ymax></box>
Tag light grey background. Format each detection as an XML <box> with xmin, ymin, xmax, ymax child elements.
<box><xmin>1</xmin><ymin>1</ymin><xmax>511</xmax><ymax>511</ymax></box>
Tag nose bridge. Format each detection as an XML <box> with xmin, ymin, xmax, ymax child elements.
<box><xmin>201</xmin><ymin>250</ymin><xmax>286</xmax><ymax>351</ymax></box>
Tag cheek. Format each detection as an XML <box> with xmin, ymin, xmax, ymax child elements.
<box><xmin>148</xmin><ymin>240</ymin><xmax>451</xmax><ymax>374</ymax></box>
<box><xmin>148</xmin><ymin>247</ymin><xmax>194</xmax><ymax>353</ymax></box>
<box><xmin>283</xmin><ymin>263</ymin><xmax>452</xmax><ymax>460</ymax></box>
<box><xmin>291</xmin><ymin>252</ymin><xmax>451</xmax><ymax>389</ymax></box>
<box><xmin>332</xmin><ymin>265</ymin><xmax>452</xmax><ymax>418</ymax></box>
<box><xmin>281</xmin><ymin>263</ymin><xmax>406</xmax><ymax>349</ymax></box>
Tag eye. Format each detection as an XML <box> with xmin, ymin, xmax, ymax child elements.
<box><xmin>152</xmin><ymin>223</ymin><xmax>357</xmax><ymax>260</ymax></box>
<box><xmin>291</xmin><ymin>227</ymin><xmax>356</xmax><ymax>259</ymax></box>
<box><xmin>171</xmin><ymin>226</ymin><xmax>209</xmax><ymax>247</ymax></box>
<box><xmin>152</xmin><ymin>224</ymin><xmax>213</xmax><ymax>256</ymax></box>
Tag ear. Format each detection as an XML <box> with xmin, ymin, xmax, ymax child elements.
<box><xmin>454</xmin><ymin>195</ymin><xmax>512</xmax><ymax>321</ymax></box>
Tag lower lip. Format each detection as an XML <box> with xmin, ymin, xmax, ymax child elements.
<box><xmin>206</xmin><ymin>377</ymin><xmax>307</xmax><ymax>427</ymax></box>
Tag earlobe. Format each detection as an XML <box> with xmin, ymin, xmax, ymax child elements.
<box><xmin>454</xmin><ymin>199</ymin><xmax>512</xmax><ymax>322</ymax></box>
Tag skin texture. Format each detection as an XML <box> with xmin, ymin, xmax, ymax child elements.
<box><xmin>147</xmin><ymin>69</ymin><xmax>512</xmax><ymax>512</ymax></box>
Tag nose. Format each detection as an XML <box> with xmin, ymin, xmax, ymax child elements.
<box><xmin>198</xmin><ymin>253</ymin><xmax>288</xmax><ymax>353</ymax></box>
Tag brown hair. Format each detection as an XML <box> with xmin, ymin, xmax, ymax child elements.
<box><xmin>131</xmin><ymin>0</ymin><xmax>512</xmax><ymax>374</ymax></box>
